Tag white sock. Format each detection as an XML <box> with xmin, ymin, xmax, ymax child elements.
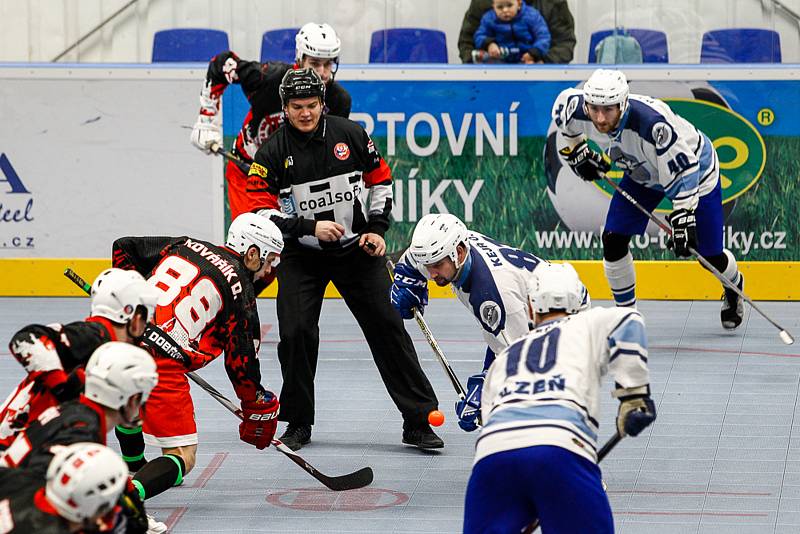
<box><xmin>604</xmin><ymin>252</ymin><xmax>636</xmax><ymax>307</ymax></box>
<box><xmin>721</xmin><ymin>249</ymin><xmax>741</xmax><ymax>285</ymax></box>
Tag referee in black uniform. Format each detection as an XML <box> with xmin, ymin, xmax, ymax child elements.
<box><xmin>247</xmin><ymin>68</ymin><xmax>442</xmax><ymax>451</ymax></box>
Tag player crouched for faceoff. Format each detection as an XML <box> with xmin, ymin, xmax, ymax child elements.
<box><xmin>391</xmin><ymin>214</ymin><xmax>590</xmax><ymax>432</ymax></box>
<box><xmin>0</xmin><ymin>442</ymin><xmax>133</xmax><ymax>534</ymax></box>
<box><xmin>0</xmin><ymin>268</ymin><xmax>158</xmax><ymax>452</ymax></box>
<box><xmin>463</xmin><ymin>262</ymin><xmax>656</xmax><ymax>534</ymax></box>
<box><xmin>552</xmin><ymin>68</ymin><xmax>744</xmax><ymax>329</ymax></box>
<box><xmin>111</xmin><ymin>213</ymin><xmax>283</xmax><ymax>510</ymax></box>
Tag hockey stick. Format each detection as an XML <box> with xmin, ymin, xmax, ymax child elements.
<box><xmin>210</xmin><ymin>142</ymin><xmax>252</xmax><ymax>172</ymax></box>
<box><xmin>64</xmin><ymin>268</ymin><xmax>374</xmax><ymax>491</ymax></box>
<box><xmin>386</xmin><ymin>260</ymin><xmax>468</xmax><ymax>400</ymax></box>
<box><xmin>601</xmin><ymin>176</ymin><xmax>794</xmax><ymax>345</ymax></box>
<box><xmin>521</xmin><ymin>432</ymin><xmax>623</xmax><ymax>534</ymax></box>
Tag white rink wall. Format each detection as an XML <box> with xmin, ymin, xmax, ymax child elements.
<box><xmin>0</xmin><ymin>0</ymin><xmax>798</xmax><ymax>64</ymax></box>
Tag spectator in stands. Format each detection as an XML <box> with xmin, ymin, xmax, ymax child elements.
<box><xmin>473</xmin><ymin>0</ymin><xmax>551</xmax><ymax>64</ymax></box>
<box><xmin>459</xmin><ymin>0</ymin><xmax>575</xmax><ymax>64</ymax></box>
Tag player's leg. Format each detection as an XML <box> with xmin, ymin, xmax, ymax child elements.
<box><xmin>115</xmin><ymin>424</ymin><xmax>147</xmax><ymax>472</ymax></box>
<box><xmin>694</xmin><ymin>180</ymin><xmax>744</xmax><ymax>329</ymax></box>
<box><xmin>603</xmin><ymin>176</ymin><xmax>664</xmax><ymax>307</ymax></box>
<box><xmin>133</xmin><ymin>363</ymin><xmax>197</xmax><ymax>502</ymax></box>
<box><xmin>463</xmin><ymin>449</ymin><xmax>540</xmax><ymax>534</ymax></box>
<box><xmin>331</xmin><ymin>250</ymin><xmax>441</xmax><ymax>448</ymax></box>
<box><xmin>531</xmin><ymin>446</ymin><xmax>614</xmax><ymax>533</ymax></box>
<box><xmin>275</xmin><ymin>246</ymin><xmax>329</xmax><ymax>450</ymax></box>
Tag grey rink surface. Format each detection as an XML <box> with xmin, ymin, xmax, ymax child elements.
<box><xmin>1</xmin><ymin>297</ymin><xmax>800</xmax><ymax>534</ymax></box>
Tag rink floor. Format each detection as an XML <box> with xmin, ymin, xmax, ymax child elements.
<box><xmin>2</xmin><ymin>297</ymin><xmax>800</xmax><ymax>534</ymax></box>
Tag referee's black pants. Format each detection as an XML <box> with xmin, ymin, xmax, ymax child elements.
<box><xmin>275</xmin><ymin>242</ymin><xmax>439</xmax><ymax>427</ymax></box>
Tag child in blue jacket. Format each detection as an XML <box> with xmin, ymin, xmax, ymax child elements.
<box><xmin>473</xmin><ymin>0</ymin><xmax>551</xmax><ymax>63</ymax></box>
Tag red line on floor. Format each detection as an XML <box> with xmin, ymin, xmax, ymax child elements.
<box><xmin>618</xmin><ymin>511</ymin><xmax>769</xmax><ymax>517</ymax></box>
<box><xmin>651</xmin><ymin>345</ymin><xmax>800</xmax><ymax>359</ymax></box>
<box><xmin>260</xmin><ymin>323</ymin><xmax>272</xmax><ymax>339</ymax></box>
<box><xmin>609</xmin><ymin>490</ymin><xmax>771</xmax><ymax>497</ymax></box>
<box><xmin>149</xmin><ymin>506</ymin><xmax>188</xmax><ymax>530</ymax></box>
<box><xmin>191</xmin><ymin>452</ymin><xmax>228</xmax><ymax>489</ymax></box>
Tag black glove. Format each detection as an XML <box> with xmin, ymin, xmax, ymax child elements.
<box><xmin>559</xmin><ymin>141</ymin><xmax>611</xmax><ymax>182</ymax></box>
<box><xmin>616</xmin><ymin>394</ymin><xmax>657</xmax><ymax>437</ymax></box>
<box><xmin>667</xmin><ymin>208</ymin><xmax>697</xmax><ymax>258</ymax></box>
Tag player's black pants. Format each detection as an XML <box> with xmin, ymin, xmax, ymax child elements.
<box><xmin>276</xmin><ymin>242</ymin><xmax>439</xmax><ymax>427</ymax></box>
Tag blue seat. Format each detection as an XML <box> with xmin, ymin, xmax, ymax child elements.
<box><xmin>261</xmin><ymin>28</ymin><xmax>300</xmax><ymax>63</ymax></box>
<box><xmin>588</xmin><ymin>28</ymin><xmax>669</xmax><ymax>63</ymax></box>
<box><xmin>152</xmin><ymin>28</ymin><xmax>229</xmax><ymax>62</ymax></box>
<box><xmin>700</xmin><ymin>28</ymin><xmax>781</xmax><ymax>63</ymax></box>
<box><xmin>369</xmin><ymin>28</ymin><xmax>447</xmax><ymax>63</ymax></box>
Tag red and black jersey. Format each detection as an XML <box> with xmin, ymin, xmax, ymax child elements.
<box><xmin>203</xmin><ymin>52</ymin><xmax>351</xmax><ymax>162</ymax></box>
<box><xmin>0</xmin><ymin>468</ymin><xmax>70</xmax><ymax>534</ymax></box>
<box><xmin>0</xmin><ymin>319</ymin><xmax>115</xmax><ymax>449</ymax></box>
<box><xmin>249</xmin><ymin>115</ymin><xmax>393</xmax><ymax>251</ymax></box>
<box><xmin>112</xmin><ymin>236</ymin><xmax>264</xmax><ymax>402</ymax></box>
<box><xmin>0</xmin><ymin>396</ymin><xmax>106</xmax><ymax>474</ymax></box>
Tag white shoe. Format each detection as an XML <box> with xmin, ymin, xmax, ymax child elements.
<box><xmin>147</xmin><ymin>514</ymin><xmax>168</xmax><ymax>534</ymax></box>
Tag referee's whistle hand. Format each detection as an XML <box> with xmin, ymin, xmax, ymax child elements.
<box><xmin>315</xmin><ymin>221</ymin><xmax>345</xmax><ymax>241</ymax></box>
<box><xmin>359</xmin><ymin>233</ymin><xmax>386</xmax><ymax>257</ymax></box>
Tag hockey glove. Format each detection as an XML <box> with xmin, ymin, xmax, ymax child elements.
<box><xmin>190</xmin><ymin>114</ymin><xmax>222</xmax><ymax>154</ymax></box>
<box><xmin>116</xmin><ymin>479</ymin><xmax>148</xmax><ymax>534</ymax></box>
<box><xmin>391</xmin><ymin>263</ymin><xmax>429</xmax><ymax>320</ymax></box>
<box><xmin>239</xmin><ymin>393</ymin><xmax>279</xmax><ymax>450</ymax></box>
<box><xmin>559</xmin><ymin>141</ymin><xmax>611</xmax><ymax>182</ymax></box>
<box><xmin>9</xmin><ymin>332</ymin><xmax>62</xmax><ymax>374</ymax></box>
<box><xmin>667</xmin><ymin>208</ymin><xmax>697</xmax><ymax>258</ymax></box>
<box><xmin>615</xmin><ymin>387</ymin><xmax>656</xmax><ymax>437</ymax></box>
<box><xmin>455</xmin><ymin>372</ymin><xmax>485</xmax><ymax>432</ymax></box>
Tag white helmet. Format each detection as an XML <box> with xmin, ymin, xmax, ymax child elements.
<box><xmin>226</xmin><ymin>212</ymin><xmax>284</xmax><ymax>267</ymax></box>
<box><xmin>84</xmin><ymin>342</ymin><xmax>158</xmax><ymax>409</ymax></box>
<box><xmin>91</xmin><ymin>268</ymin><xmax>159</xmax><ymax>324</ymax></box>
<box><xmin>46</xmin><ymin>442</ymin><xmax>127</xmax><ymax>523</ymax></box>
<box><xmin>295</xmin><ymin>22</ymin><xmax>341</xmax><ymax>62</ymax></box>
<box><xmin>409</xmin><ymin>214</ymin><xmax>469</xmax><ymax>267</ymax></box>
<box><xmin>583</xmin><ymin>68</ymin><xmax>629</xmax><ymax>114</ymax></box>
<box><xmin>527</xmin><ymin>262</ymin><xmax>584</xmax><ymax>315</ymax></box>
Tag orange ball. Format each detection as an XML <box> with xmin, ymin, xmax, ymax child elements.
<box><xmin>428</xmin><ymin>409</ymin><xmax>445</xmax><ymax>427</ymax></box>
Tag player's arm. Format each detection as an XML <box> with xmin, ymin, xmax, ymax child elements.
<box><xmin>112</xmin><ymin>236</ymin><xmax>180</xmax><ymax>275</ymax></box>
<box><xmin>224</xmin><ymin>311</ymin><xmax>280</xmax><ymax>450</ymax></box>
<box><xmin>327</xmin><ymin>83</ymin><xmax>352</xmax><ymax>118</ymax></box>
<box><xmin>551</xmin><ymin>90</ymin><xmax>610</xmax><ymax>181</ymax></box>
<box><xmin>604</xmin><ymin>310</ymin><xmax>656</xmax><ymax>437</ymax></box>
<box><xmin>657</xmin><ymin>126</ymin><xmax>704</xmax><ymax>257</ymax></box>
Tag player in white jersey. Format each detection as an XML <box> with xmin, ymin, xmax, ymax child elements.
<box><xmin>552</xmin><ymin>68</ymin><xmax>744</xmax><ymax>329</ymax></box>
<box><xmin>390</xmin><ymin>213</ymin><xmax>589</xmax><ymax>431</ymax></box>
<box><xmin>463</xmin><ymin>261</ymin><xmax>656</xmax><ymax>534</ymax></box>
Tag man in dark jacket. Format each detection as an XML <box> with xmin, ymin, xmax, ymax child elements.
<box><xmin>458</xmin><ymin>0</ymin><xmax>576</xmax><ymax>64</ymax></box>
<box><xmin>248</xmin><ymin>68</ymin><xmax>443</xmax><ymax>451</ymax></box>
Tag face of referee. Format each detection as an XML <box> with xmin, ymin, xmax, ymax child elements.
<box><xmin>284</xmin><ymin>96</ymin><xmax>323</xmax><ymax>133</ymax></box>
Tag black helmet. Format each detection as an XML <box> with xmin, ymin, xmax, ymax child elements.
<box><xmin>279</xmin><ymin>68</ymin><xmax>326</xmax><ymax>106</ymax></box>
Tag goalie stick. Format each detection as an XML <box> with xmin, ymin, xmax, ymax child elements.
<box><xmin>64</xmin><ymin>268</ymin><xmax>374</xmax><ymax>491</ymax></box>
<box><xmin>521</xmin><ymin>432</ymin><xmax>623</xmax><ymax>534</ymax></box>
<box><xmin>600</xmin><ymin>176</ymin><xmax>794</xmax><ymax>345</ymax></box>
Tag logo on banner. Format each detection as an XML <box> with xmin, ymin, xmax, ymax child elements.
<box><xmin>333</xmin><ymin>143</ymin><xmax>350</xmax><ymax>161</ymax></box>
<box><xmin>0</xmin><ymin>153</ymin><xmax>35</xmax><ymax>250</ymax></box>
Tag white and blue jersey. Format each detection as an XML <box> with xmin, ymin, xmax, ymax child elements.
<box><xmin>476</xmin><ymin>306</ymin><xmax>649</xmax><ymax>465</ymax></box>
<box><xmin>553</xmin><ymin>88</ymin><xmax>720</xmax><ymax>212</ymax></box>
<box><xmin>398</xmin><ymin>231</ymin><xmax>590</xmax><ymax>360</ymax></box>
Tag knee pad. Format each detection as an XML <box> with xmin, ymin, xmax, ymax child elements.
<box><xmin>602</xmin><ymin>231</ymin><xmax>631</xmax><ymax>262</ymax></box>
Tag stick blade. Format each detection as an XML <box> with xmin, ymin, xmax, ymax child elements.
<box><xmin>780</xmin><ymin>330</ymin><xmax>795</xmax><ymax>345</ymax></box>
<box><xmin>320</xmin><ymin>466</ymin><xmax>374</xmax><ymax>492</ymax></box>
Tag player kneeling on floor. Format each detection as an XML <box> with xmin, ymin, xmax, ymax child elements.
<box><xmin>0</xmin><ymin>442</ymin><xmax>134</xmax><ymax>534</ymax></box>
<box><xmin>463</xmin><ymin>262</ymin><xmax>656</xmax><ymax>534</ymax></box>
<box><xmin>390</xmin><ymin>214</ymin><xmax>590</xmax><ymax>432</ymax></box>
